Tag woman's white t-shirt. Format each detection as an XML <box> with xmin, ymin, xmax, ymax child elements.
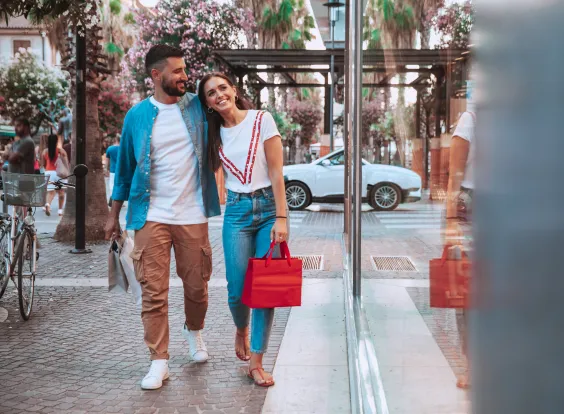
<box><xmin>452</xmin><ymin>111</ymin><xmax>475</xmax><ymax>190</ymax></box>
<box><xmin>220</xmin><ymin>110</ymin><xmax>281</xmax><ymax>193</ymax></box>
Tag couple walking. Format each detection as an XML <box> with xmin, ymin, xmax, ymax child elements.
<box><xmin>104</xmin><ymin>45</ymin><xmax>287</xmax><ymax>390</ymax></box>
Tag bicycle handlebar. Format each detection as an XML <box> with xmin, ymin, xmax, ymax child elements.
<box><xmin>49</xmin><ymin>180</ymin><xmax>75</xmax><ymax>190</ymax></box>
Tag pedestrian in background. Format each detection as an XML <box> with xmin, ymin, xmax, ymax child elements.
<box><xmin>40</xmin><ymin>134</ymin><xmax>68</xmax><ymax>217</ymax></box>
<box><xmin>105</xmin><ymin>45</ymin><xmax>220</xmax><ymax>390</ymax></box>
<box><xmin>105</xmin><ymin>136</ymin><xmax>120</xmax><ymax>207</ymax></box>
<box><xmin>199</xmin><ymin>72</ymin><xmax>288</xmax><ymax>388</ymax></box>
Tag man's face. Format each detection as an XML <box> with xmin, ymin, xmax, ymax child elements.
<box><xmin>14</xmin><ymin>121</ymin><xmax>28</xmax><ymax>137</ymax></box>
<box><xmin>154</xmin><ymin>57</ymin><xmax>188</xmax><ymax>97</ymax></box>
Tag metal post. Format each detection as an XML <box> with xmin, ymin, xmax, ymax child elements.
<box><xmin>329</xmin><ymin>19</ymin><xmax>335</xmax><ymax>152</ymax></box>
<box><xmin>473</xmin><ymin>1</ymin><xmax>564</xmax><ymax>412</ymax></box>
<box><xmin>324</xmin><ymin>74</ymin><xmax>331</xmax><ymax>134</ymax></box>
<box><xmin>343</xmin><ymin>40</ymin><xmax>350</xmax><ymax>242</ymax></box>
<box><xmin>350</xmin><ymin>0</ymin><xmax>362</xmax><ymax>298</ymax></box>
<box><xmin>70</xmin><ymin>30</ymin><xmax>90</xmax><ymax>254</ymax></box>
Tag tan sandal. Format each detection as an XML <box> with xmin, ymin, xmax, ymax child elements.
<box><xmin>235</xmin><ymin>332</ymin><xmax>251</xmax><ymax>361</ymax></box>
<box><xmin>247</xmin><ymin>367</ymin><xmax>274</xmax><ymax>387</ymax></box>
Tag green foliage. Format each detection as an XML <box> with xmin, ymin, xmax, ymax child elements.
<box><xmin>123</xmin><ymin>12</ymin><xmax>135</xmax><ymax>25</ymax></box>
<box><xmin>105</xmin><ymin>42</ymin><xmax>124</xmax><ymax>56</ymax></box>
<box><xmin>109</xmin><ymin>0</ymin><xmax>122</xmax><ymax>15</ymax></box>
<box><xmin>267</xmin><ymin>106</ymin><xmax>300</xmax><ymax>141</ymax></box>
<box><xmin>261</xmin><ymin>0</ymin><xmax>315</xmax><ymax>50</ymax></box>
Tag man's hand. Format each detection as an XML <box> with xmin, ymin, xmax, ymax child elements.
<box><xmin>105</xmin><ymin>216</ymin><xmax>121</xmax><ymax>241</ymax></box>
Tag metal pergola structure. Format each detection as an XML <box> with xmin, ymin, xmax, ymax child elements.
<box><xmin>212</xmin><ymin>48</ymin><xmax>470</xmax><ymax>138</ymax></box>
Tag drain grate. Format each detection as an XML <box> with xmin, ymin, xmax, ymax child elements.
<box><xmin>371</xmin><ymin>256</ymin><xmax>417</xmax><ymax>271</ymax></box>
<box><xmin>295</xmin><ymin>255</ymin><xmax>324</xmax><ymax>270</ymax></box>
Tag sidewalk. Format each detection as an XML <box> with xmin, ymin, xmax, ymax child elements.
<box><xmin>0</xmin><ymin>199</ymin><xmax>469</xmax><ymax>414</ymax></box>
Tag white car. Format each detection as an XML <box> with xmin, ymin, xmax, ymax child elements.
<box><xmin>283</xmin><ymin>149</ymin><xmax>422</xmax><ymax>211</ymax></box>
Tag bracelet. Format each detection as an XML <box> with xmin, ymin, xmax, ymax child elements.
<box><xmin>446</xmin><ymin>217</ymin><xmax>458</xmax><ymax>220</ymax></box>
<box><xmin>276</xmin><ymin>216</ymin><xmax>287</xmax><ymax>219</ymax></box>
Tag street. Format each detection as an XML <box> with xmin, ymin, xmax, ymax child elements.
<box><xmin>0</xmin><ymin>198</ymin><xmax>469</xmax><ymax>414</ymax></box>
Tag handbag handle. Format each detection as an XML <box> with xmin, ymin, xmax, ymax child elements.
<box><xmin>441</xmin><ymin>245</ymin><xmax>469</xmax><ymax>264</ymax></box>
<box><xmin>264</xmin><ymin>241</ymin><xmax>292</xmax><ymax>267</ymax></box>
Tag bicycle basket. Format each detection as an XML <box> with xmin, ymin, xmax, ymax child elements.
<box><xmin>1</xmin><ymin>172</ymin><xmax>49</xmax><ymax>207</ymax></box>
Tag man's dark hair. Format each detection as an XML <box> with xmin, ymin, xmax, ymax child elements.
<box><xmin>145</xmin><ymin>45</ymin><xmax>184</xmax><ymax>77</ymax></box>
<box><xmin>14</xmin><ymin>116</ymin><xmax>30</xmax><ymax>129</ymax></box>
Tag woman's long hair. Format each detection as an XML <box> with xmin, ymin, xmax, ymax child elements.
<box><xmin>47</xmin><ymin>134</ymin><xmax>58</xmax><ymax>161</ymax></box>
<box><xmin>197</xmin><ymin>72</ymin><xmax>254</xmax><ymax>172</ymax></box>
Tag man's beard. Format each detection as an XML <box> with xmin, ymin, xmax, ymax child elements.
<box><xmin>162</xmin><ymin>76</ymin><xmax>186</xmax><ymax>97</ymax></box>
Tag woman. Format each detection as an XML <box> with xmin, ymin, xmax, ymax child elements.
<box><xmin>198</xmin><ymin>73</ymin><xmax>288</xmax><ymax>387</ymax></box>
<box><xmin>445</xmin><ymin>108</ymin><xmax>475</xmax><ymax>390</ymax></box>
<box><xmin>41</xmin><ymin>134</ymin><xmax>68</xmax><ymax>216</ymax></box>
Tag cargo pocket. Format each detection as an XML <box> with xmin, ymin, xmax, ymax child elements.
<box><xmin>130</xmin><ymin>248</ymin><xmax>145</xmax><ymax>283</ymax></box>
<box><xmin>201</xmin><ymin>246</ymin><xmax>212</xmax><ymax>281</ymax></box>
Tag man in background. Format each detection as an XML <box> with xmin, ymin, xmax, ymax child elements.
<box><xmin>105</xmin><ymin>136</ymin><xmax>119</xmax><ymax>207</ymax></box>
<box><xmin>9</xmin><ymin>117</ymin><xmax>35</xmax><ymax>174</ymax></box>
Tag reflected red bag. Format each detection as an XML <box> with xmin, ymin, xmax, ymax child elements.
<box><xmin>242</xmin><ymin>241</ymin><xmax>302</xmax><ymax>309</ymax></box>
<box><xmin>429</xmin><ymin>246</ymin><xmax>470</xmax><ymax>308</ymax></box>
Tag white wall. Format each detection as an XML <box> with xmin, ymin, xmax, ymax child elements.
<box><xmin>0</xmin><ymin>34</ymin><xmax>56</xmax><ymax>66</ymax></box>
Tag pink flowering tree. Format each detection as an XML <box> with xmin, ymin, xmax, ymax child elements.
<box><xmin>121</xmin><ymin>0</ymin><xmax>255</xmax><ymax>96</ymax></box>
<box><xmin>429</xmin><ymin>0</ymin><xmax>474</xmax><ymax>49</ymax></box>
<box><xmin>287</xmin><ymin>96</ymin><xmax>323</xmax><ymax>147</ymax></box>
<box><xmin>98</xmin><ymin>77</ymin><xmax>132</xmax><ymax>149</ymax></box>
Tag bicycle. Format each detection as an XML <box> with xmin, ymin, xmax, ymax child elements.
<box><xmin>0</xmin><ymin>164</ymin><xmax>87</xmax><ymax>320</ymax></box>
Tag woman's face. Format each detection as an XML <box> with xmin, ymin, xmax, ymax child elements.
<box><xmin>203</xmin><ymin>76</ymin><xmax>237</xmax><ymax>115</ymax></box>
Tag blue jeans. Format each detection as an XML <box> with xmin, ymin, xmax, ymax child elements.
<box><xmin>223</xmin><ymin>187</ymin><xmax>279</xmax><ymax>354</ymax></box>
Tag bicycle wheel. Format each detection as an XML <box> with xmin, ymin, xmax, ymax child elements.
<box><xmin>15</xmin><ymin>229</ymin><xmax>34</xmax><ymax>320</ymax></box>
<box><xmin>0</xmin><ymin>223</ymin><xmax>10</xmax><ymax>299</ymax></box>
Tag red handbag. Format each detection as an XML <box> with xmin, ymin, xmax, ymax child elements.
<box><xmin>429</xmin><ymin>245</ymin><xmax>471</xmax><ymax>308</ymax></box>
<box><xmin>242</xmin><ymin>241</ymin><xmax>303</xmax><ymax>309</ymax></box>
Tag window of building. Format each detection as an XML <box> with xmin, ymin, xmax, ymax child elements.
<box><xmin>13</xmin><ymin>40</ymin><xmax>31</xmax><ymax>55</ymax></box>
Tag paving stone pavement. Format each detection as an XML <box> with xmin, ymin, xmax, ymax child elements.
<box><xmin>406</xmin><ymin>287</ymin><xmax>468</xmax><ymax>379</ymax></box>
<box><xmin>0</xmin><ymin>286</ymin><xmax>290</xmax><ymax>414</ymax></box>
<box><xmin>35</xmin><ymin>203</ymin><xmax>443</xmax><ymax>282</ymax></box>
<box><xmin>0</xmin><ymin>200</ymin><xmax>464</xmax><ymax>413</ymax></box>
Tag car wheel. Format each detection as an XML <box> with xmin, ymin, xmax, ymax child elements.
<box><xmin>369</xmin><ymin>183</ymin><xmax>401</xmax><ymax>211</ymax></box>
<box><xmin>285</xmin><ymin>182</ymin><xmax>311</xmax><ymax>210</ymax></box>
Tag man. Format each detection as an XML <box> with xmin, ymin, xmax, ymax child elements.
<box><xmin>104</xmin><ymin>45</ymin><xmax>220</xmax><ymax>390</ymax></box>
<box><xmin>9</xmin><ymin>117</ymin><xmax>36</xmax><ymax>174</ymax></box>
<box><xmin>57</xmin><ymin>108</ymin><xmax>72</xmax><ymax>144</ymax></box>
<box><xmin>105</xmin><ymin>136</ymin><xmax>119</xmax><ymax>206</ymax></box>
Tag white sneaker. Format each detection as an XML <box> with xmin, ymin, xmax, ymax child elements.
<box><xmin>182</xmin><ymin>325</ymin><xmax>209</xmax><ymax>363</ymax></box>
<box><xmin>141</xmin><ymin>359</ymin><xmax>169</xmax><ymax>390</ymax></box>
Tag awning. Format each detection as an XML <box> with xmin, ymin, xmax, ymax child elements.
<box><xmin>0</xmin><ymin>125</ymin><xmax>15</xmax><ymax>138</ymax></box>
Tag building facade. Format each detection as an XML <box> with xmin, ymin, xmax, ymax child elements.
<box><xmin>0</xmin><ymin>16</ymin><xmax>58</xmax><ymax>66</ymax></box>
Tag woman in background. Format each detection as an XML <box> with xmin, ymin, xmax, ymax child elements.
<box><xmin>40</xmin><ymin>134</ymin><xmax>68</xmax><ymax>216</ymax></box>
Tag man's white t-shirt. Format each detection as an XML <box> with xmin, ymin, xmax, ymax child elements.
<box><xmin>452</xmin><ymin>111</ymin><xmax>475</xmax><ymax>190</ymax></box>
<box><xmin>220</xmin><ymin>110</ymin><xmax>281</xmax><ymax>193</ymax></box>
<box><xmin>146</xmin><ymin>96</ymin><xmax>207</xmax><ymax>224</ymax></box>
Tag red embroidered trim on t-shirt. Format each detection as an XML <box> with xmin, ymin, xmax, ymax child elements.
<box><xmin>246</xmin><ymin>111</ymin><xmax>264</xmax><ymax>183</ymax></box>
<box><xmin>220</xmin><ymin>111</ymin><xmax>265</xmax><ymax>186</ymax></box>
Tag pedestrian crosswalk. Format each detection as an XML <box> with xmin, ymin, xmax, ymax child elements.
<box><xmin>374</xmin><ymin>207</ymin><xmax>444</xmax><ymax>232</ymax></box>
<box><xmin>208</xmin><ymin>210</ymin><xmax>308</xmax><ymax>229</ymax></box>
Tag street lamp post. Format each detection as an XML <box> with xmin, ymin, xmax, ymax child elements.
<box><xmin>323</xmin><ymin>0</ymin><xmax>344</xmax><ymax>153</ymax></box>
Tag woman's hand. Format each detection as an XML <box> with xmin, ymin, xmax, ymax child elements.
<box><xmin>271</xmin><ymin>218</ymin><xmax>288</xmax><ymax>244</ymax></box>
